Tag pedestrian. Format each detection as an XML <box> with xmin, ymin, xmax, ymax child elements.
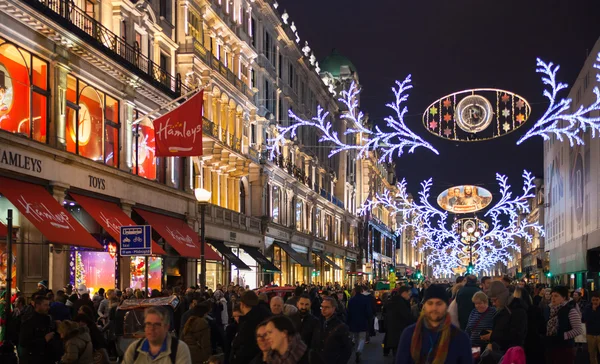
<box><xmin>181</xmin><ymin>302</ymin><xmax>211</xmax><ymax>364</ymax></box>
<box><xmin>542</xmin><ymin>285</ymin><xmax>583</xmax><ymax>364</ymax></box>
<box><xmin>456</xmin><ymin>274</ymin><xmax>481</xmax><ymax>330</ymax></box>
<box><xmin>311</xmin><ymin>296</ymin><xmax>352</xmax><ymax>364</ymax></box>
<box><xmin>93</xmin><ymin>288</ymin><xmax>105</xmax><ymax>312</ymax></box>
<box><xmin>249</xmin><ymin>322</ymin><xmax>270</xmax><ymax>364</ymax></box>
<box><xmin>514</xmin><ymin>287</ymin><xmax>545</xmax><ymax>364</ymax></box>
<box><xmin>464</xmin><ymin>291</ymin><xmax>495</xmax><ymax>353</ymax></box>
<box><xmin>270</xmin><ymin>296</ymin><xmax>284</xmax><ymax>315</ymax></box>
<box><xmin>289</xmin><ymin>294</ymin><xmax>320</xmax><ymax>351</ymax></box>
<box><xmin>122</xmin><ymin>306</ymin><xmax>191</xmax><ymax>363</ymax></box>
<box><xmin>229</xmin><ymin>290</ymin><xmax>272</xmax><ymax>364</ymax></box>
<box><xmin>347</xmin><ymin>286</ymin><xmax>373</xmax><ymax>363</ymax></box>
<box><xmin>18</xmin><ymin>295</ymin><xmax>58</xmax><ymax>364</ymax></box>
<box><xmin>286</xmin><ymin>286</ymin><xmax>304</xmax><ymax>308</ymax></box>
<box><xmin>583</xmin><ymin>291</ymin><xmax>600</xmax><ymax>364</ymax></box>
<box><xmin>383</xmin><ymin>287</ymin><xmax>415</xmax><ymax>358</ymax></box>
<box><xmin>213</xmin><ymin>290</ymin><xmax>229</xmax><ymax>330</ymax></box>
<box><xmin>73</xmin><ymin>313</ymin><xmax>107</xmax><ymax>351</ymax></box>
<box><xmin>394</xmin><ymin>284</ymin><xmax>472</xmax><ymax>364</ymax></box>
<box><xmin>264</xmin><ymin>315</ymin><xmax>309</xmax><ymax>364</ymax></box>
<box><xmin>481</xmin><ymin>276</ymin><xmax>492</xmax><ymax>296</ymax></box>
<box><xmin>480</xmin><ymin>281</ymin><xmax>527</xmax><ymax>363</ymax></box>
<box><xmin>57</xmin><ymin>320</ymin><xmax>94</xmax><ymax>363</ymax></box>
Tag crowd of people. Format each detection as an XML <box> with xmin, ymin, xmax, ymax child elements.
<box><xmin>0</xmin><ymin>276</ymin><xmax>598</xmax><ymax>363</ymax></box>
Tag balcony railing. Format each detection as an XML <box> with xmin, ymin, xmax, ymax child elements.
<box><xmin>23</xmin><ymin>0</ymin><xmax>184</xmax><ymax>97</ymax></box>
<box><xmin>202</xmin><ymin>117</ymin><xmax>242</xmax><ymax>153</ymax></box>
<box><xmin>180</xmin><ymin>38</ymin><xmax>253</xmax><ymax>98</ymax></box>
<box><xmin>202</xmin><ymin>204</ymin><xmax>262</xmax><ymax>234</ymax></box>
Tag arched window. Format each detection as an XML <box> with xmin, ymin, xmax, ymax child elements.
<box><xmin>132</xmin><ymin>110</ymin><xmax>157</xmax><ymax>180</ymax></box>
<box><xmin>239</xmin><ymin>180</ymin><xmax>246</xmax><ymax>214</ymax></box>
<box><xmin>0</xmin><ymin>39</ymin><xmax>48</xmax><ymax>142</ymax></box>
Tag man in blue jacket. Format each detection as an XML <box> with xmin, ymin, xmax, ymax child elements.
<box><xmin>395</xmin><ymin>284</ymin><xmax>472</xmax><ymax>364</ymax></box>
<box><xmin>347</xmin><ymin>286</ymin><xmax>373</xmax><ymax>363</ymax></box>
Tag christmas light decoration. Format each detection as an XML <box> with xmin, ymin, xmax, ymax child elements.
<box><xmin>268</xmin><ymin>76</ymin><xmax>439</xmax><ymax>162</ymax></box>
<box><xmin>360</xmin><ymin>171</ymin><xmax>544</xmax><ymax>276</ymax></box>
<box><xmin>517</xmin><ymin>54</ymin><xmax>600</xmax><ymax>146</ymax></box>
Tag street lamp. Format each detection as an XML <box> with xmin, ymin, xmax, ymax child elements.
<box><xmin>195</xmin><ymin>188</ymin><xmax>211</xmax><ymax>294</ymax></box>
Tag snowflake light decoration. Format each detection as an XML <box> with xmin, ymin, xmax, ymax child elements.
<box><xmin>360</xmin><ymin>170</ymin><xmax>544</xmax><ymax>276</ymax></box>
<box><xmin>517</xmin><ymin>53</ymin><xmax>600</xmax><ymax>146</ymax></box>
<box><xmin>267</xmin><ymin>76</ymin><xmax>438</xmax><ymax>162</ymax></box>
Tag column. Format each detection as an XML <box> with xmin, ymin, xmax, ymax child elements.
<box><xmin>211</xmin><ymin>170</ymin><xmax>219</xmax><ymax>205</ymax></box>
<box><xmin>48</xmin><ymin>182</ymin><xmax>70</xmax><ymax>291</ymax></box>
<box><xmin>119</xmin><ymin>199</ymin><xmax>136</xmax><ymax>290</ymax></box>
<box><xmin>227</xmin><ymin>177</ymin><xmax>236</xmax><ymax>211</ymax></box>
<box><xmin>122</xmin><ymin>99</ymin><xmax>134</xmax><ymax>171</ymax></box>
<box><xmin>220</xmin><ymin>173</ymin><xmax>229</xmax><ymax>209</ymax></box>
<box><xmin>52</xmin><ymin>61</ymin><xmax>69</xmax><ymax>150</ymax></box>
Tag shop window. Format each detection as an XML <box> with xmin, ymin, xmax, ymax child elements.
<box><xmin>272</xmin><ymin>185</ymin><xmax>280</xmax><ymax>223</ymax></box>
<box><xmin>71</xmin><ymin>242</ymin><xmax>117</xmax><ymax>296</ymax></box>
<box><xmin>130</xmin><ymin>256</ymin><xmax>162</xmax><ymax>291</ymax></box>
<box><xmin>66</xmin><ymin>75</ymin><xmax>120</xmax><ymax>167</ymax></box>
<box><xmin>132</xmin><ymin>110</ymin><xmax>157</xmax><ymax>180</ymax></box>
<box><xmin>0</xmin><ymin>39</ymin><xmax>49</xmax><ymax>143</ymax></box>
<box><xmin>171</xmin><ymin>156</ymin><xmax>185</xmax><ymax>190</ymax></box>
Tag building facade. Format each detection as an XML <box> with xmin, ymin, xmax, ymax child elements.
<box><xmin>545</xmin><ymin>36</ymin><xmax>600</xmax><ymax>290</ymax></box>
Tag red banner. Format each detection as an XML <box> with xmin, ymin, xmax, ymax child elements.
<box><xmin>152</xmin><ymin>90</ymin><xmax>204</xmax><ymax>157</ymax></box>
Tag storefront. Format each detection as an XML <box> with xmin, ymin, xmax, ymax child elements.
<box><xmin>239</xmin><ymin>245</ymin><xmax>280</xmax><ymax>288</ymax></box>
<box><xmin>207</xmin><ymin>239</ymin><xmax>252</xmax><ymax>288</ymax></box>
<box><xmin>268</xmin><ymin>240</ymin><xmax>312</xmax><ymax>286</ymax></box>
<box><xmin>311</xmin><ymin>248</ymin><xmax>342</xmax><ymax>285</ymax></box>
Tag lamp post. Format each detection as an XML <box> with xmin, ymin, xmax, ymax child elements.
<box><xmin>461</xmin><ymin>221</ymin><xmax>480</xmax><ymax>274</ymax></box>
<box><xmin>195</xmin><ymin>188</ymin><xmax>211</xmax><ymax>294</ymax></box>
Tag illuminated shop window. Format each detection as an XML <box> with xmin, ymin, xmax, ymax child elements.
<box><xmin>0</xmin><ymin>39</ymin><xmax>48</xmax><ymax>142</ymax></box>
<box><xmin>132</xmin><ymin>110</ymin><xmax>157</xmax><ymax>180</ymax></box>
<box><xmin>66</xmin><ymin>75</ymin><xmax>120</xmax><ymax>167</ymax></box>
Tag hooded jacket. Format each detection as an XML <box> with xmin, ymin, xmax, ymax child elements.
<box><xmin>60</xmin><ymin>326</ymin><xmax>94</xmax><ymax>364</ymax></box>
<box><xmin>182</xmin><ymin>316</ymin><xmax>211</xmax><ymax>364</ymax></box>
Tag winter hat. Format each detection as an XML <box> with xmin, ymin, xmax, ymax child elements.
<box><xmin>423</xmin><ymin>284</ymin><xmax>450</xmax><ymax>306</ymax></box>
<box><xmin>240</xmin><ymin>290</ymin><xmax>259</xmax><ymax>307</ymax></box>
<box><xmin>77</xmin><ymin>284</ymin><xmax>88</xmax><ymax>296</ymax></box>
<box><xmin>489</xmin><ymin>281</ymin><xmax>510</xmax><ymax>306</ymax></box>
<box><xmin>213</xmin><ymin>290</ymin><xmax>224</xmax><ymax>300</ymax></box>
<box><xmin>38</xmin><ymin>280</ymin><xmax>48</xmax><ymax>289</ymax></box>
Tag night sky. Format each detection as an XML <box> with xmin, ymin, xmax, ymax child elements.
<box><xmin>279</xmin><ymin>0</ymin><xmax>600</xmax><ymax>200</ymax></box>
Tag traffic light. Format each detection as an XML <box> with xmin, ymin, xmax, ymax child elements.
<box><xmin>467</xmin><ymin>263</ymin><xmax>474</xmax><ymax>275</ymax></box>
<box><xmin>389</xmin><ymin>265</ymin><xmax>395</xmax><ymax>273</ymax></box>
<box><xmin>415</xmin><ymin>270</ymin><xmax>422</xmax><ymax>279</ymax></box>
<box><xmin>545</xmin><ymin>271</ymin><xmax>552</xmax><ymax>278</ymax></box>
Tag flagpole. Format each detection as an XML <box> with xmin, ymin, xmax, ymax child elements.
<box><xmin>132</xmin><ymin>83</ymin><xmax>209</xmax><ymax>126</ymax></box>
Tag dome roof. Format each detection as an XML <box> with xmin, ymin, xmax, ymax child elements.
<box><xmin>320</xmin><ymin>49</ymin><xmax>357</xmax><ymax>78</ymax></box>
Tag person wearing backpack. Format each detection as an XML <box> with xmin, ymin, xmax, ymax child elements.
<box><xmin>122</xmin><ymin>306</ymin><xmax>191</xmax><ymax>364</ymax></box>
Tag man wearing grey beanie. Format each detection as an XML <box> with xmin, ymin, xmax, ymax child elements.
<box><xmin>479</xmin><ymin>281</ymin><xmax>527</xmax><ymax>360</ymax></box>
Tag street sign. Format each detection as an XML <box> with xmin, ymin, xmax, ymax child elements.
<box><xmin>120</xmin><ymin>225</ymin><xmax>152</xmax><ymax>256</ymax></box>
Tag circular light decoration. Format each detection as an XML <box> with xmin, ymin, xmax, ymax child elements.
<box><xmin>452</xmin><ymin>218</ymin><xmax>489</xmax><ymax>234</ymax></box>
<box><xmin>423</xmin><ymin>89</ymin><xmax>531</xmax><ymax>142</ymax></box>
<box><xmin>437</xmin><ymin>185</ymin><xmax>493</xmax><ymax>214</ymax></box>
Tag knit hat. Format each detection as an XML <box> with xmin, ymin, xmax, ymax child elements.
<box><xmin>38</xmin><ymin>280</ymin><xmax>48</xmax><ymax>289</ymax></box>
<box><xmin>240</xmin><ymin>290</ymin><xmax>259</xmax><ymax>307</ymax></box>
<box><xmin>423</xmin><ymin>284</ymin><xmax>449</xmax><ymax>306</ymax></box>
<box><xmin>77</xmin><ymin>284</ymin><xmax>88</xmax><ymax>295</ymax></box>
<box><xmin>489</xmin><ymin>281</ymin><xmax>510</xmax><ymax>306</ymax></box>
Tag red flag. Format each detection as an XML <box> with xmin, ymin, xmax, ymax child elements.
<box><xmin>152</xmin><ymin>90</ymin><xmax>204</xmax><ymax>157</ymax></box>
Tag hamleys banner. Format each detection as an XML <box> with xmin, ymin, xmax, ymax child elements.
<box><xmin>152</xmin><ymin>90</ymin><xmax>204</xmax><ymax>157</ymax></box>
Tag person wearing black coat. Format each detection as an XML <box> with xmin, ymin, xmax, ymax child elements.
<box><xmin>229</xmin><ymin>291</ymin><xmax>272</xmax><ymax>364</ymax></box>
<box><xmin>309</xmin><ymin>287</ymin><xmax>322</xmax><ymax>319</ymax></box>
<box><xmin>383</xmin><ymin>287</ymin><xmax>415</xmax><ymax>356</ymax></box>
<box><xmin>456</xmin><ymin>275</ymin><xmax>481</xmax><ymax>330</ymax></box>
<box><xmin>311</xmin><ymin>296</ymin><xmax>352</xmax><ymax>364</ymax></box>
<box><xmin>18</xmin><ymin>296</ymin><xmax>59</xmax><ymax>364</ymax></box>
<box><xmin>289</xmin><ymin>295</ymin><xmax>320</xmax><ymax>350</ymax></box>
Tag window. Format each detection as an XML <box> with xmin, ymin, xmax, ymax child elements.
<box><xmin>264</xmin><ymin>31</ymin><xmax>272</xmax><ymax>62</ymax></box>
<box><xmin>132</xmin><ymin>110</ymin><xmax>157</xmax><ymax>180</ymax></box>
<box><xmin>288</xmin><ymin>64</ymin><xmax>294</xmax><ymax>89</ymax></box>
<box><xmin>250</xmin><ymin>17</ymin><xmax>256</xmax><ymax>47</ymax></box>
<box><xmin>295</xmin><ymin>199</ymin><xmax>303</xmax><ymax>231</ymax></box>
<box><xmin>315</xmin><ymin>208</ymin><xmax>321</xmax><ymax>237</ymax></box>
<box><xmin>0</xmin><ymin>40</ymin><xmax>48</xmax><ymax>143</ymax></box>
<box><xmin>188</xmin><ymin>11</ymin><xmax>203</xmax><ymax>42</ymax></box>
<box><xmin>85</xmin><ymin>0</ymin><xmax>95</xmax><ymax>18</ymax></box>
<box><xmin>170</xmin><ymin>156</ymin><xmax>185</xmax><ymax>190</ymax></box>
<box><xmin>272</xmin><ymin>185</ymin><xmax>280</xmax><ymax>223</ymax></box>
<box><xmin>66</xmin><ymin>75</ymin><xmax>119</xmax><ymax>167</ymax></box>
<box><xmin>278</xmin><ymin>97</ymin><xmax>283</xmax><ymax>124</ymax></box>
<box><xmin>278</xmin><ymin>53</ymin><xmax>283</xmax><ymax>79</ymax></box>
<box><xmin>159</xmin><ymin>0</ymin><xmax>171</xmax><ymax>21</ymax></box>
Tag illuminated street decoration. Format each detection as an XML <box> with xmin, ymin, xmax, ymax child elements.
<box><xmin>517</xmin><ymin>54</ymin><xmax>600</xmax><ymax>146</ymax></box>
<box><xmin>360</xmin><ymin>170</ymin><xmax>544</xmax><ymax>276</ymax></box>
<box><xmin>423</xmin><ymin>89</ymin><xmax>531</xmax><ymax>142</ymax></box>
<box><xmin>267</xmin><ymin>76</ymin><xmax>439</xmax><ymax>162</ymax></box>
<box><xmin>437</xmin><ymin>185</ymin><xmax>493</xmax><ymax>214</ymax></box>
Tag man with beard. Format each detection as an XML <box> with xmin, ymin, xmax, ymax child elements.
<box><xmin>461</xmin><ymin>185</ymin><xmax>482</xmax><ymax>209</ymax></box>
<box><xmin>18</xmin><ymin>296</ymin><xmax>57</xmax><ymax>364</ymax></box>
<box><xmin>383</xmin><ymin>287</ymin><xmax>415</xmax><ymax>357</ymax></box>
<box><xmin>395</xmin><ymin>284</ymin><xmax>472</xmax><ymax>364</ymax></box>
<box><xmin>311</xmin><ymin>296</ymin><xmax>352</xmax><ymax>364</ymax></box>
<box><xmin>290</xmin><ymin>294</ymin><xmax>320</xmax><ymax>350</ymax></box>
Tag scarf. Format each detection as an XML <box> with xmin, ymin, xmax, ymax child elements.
<box><xmin>266</xmin><ymin>334</ymin><xmax>307</xmax><ymax>364</ymax></box>
<box><xmin>546</xmin><ymin>299</ymin><xmax>568</xmax><ymax>336</ymax></box>
<box><xmin>411</xmin><ymin>312</ymin><xmax>452</xmax><ymax>364</ymax></box>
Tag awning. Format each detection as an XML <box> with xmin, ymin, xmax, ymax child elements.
<box><xmin>274</xmin><ymin>241</ymin><xmax>313</xmax><ymax>267</ymax></box>
<box><xmin>313</xmin><ymin>250</ymin><xmax>343</xmax><ymax>270</ymax></box>
<box><xmin>134</xmin><ymin>208</ymin><xmax>221</xmax><ymax>261</ymax></box>
<box><xmin>0</xmin><ymin>221</ymin><xmax>7</xmax><ymax>238</ymax></box>
<box><xmin>208</xmin><ymin>240</ymin><xmax>251</xmax><ymax>270</ymax></box>
<box><xmin>241</xmin><ymin>245</ymin><xmax>280</xmax><ymax>272</ymax></box>
<box><xmin>0</xmin><ymin>177</ymin><xmax>102</xmax><ymax>249</ymax></box>
<box><xmin>70</xmin><ymin>194</ymin><xmax>166</xmax><ymax>256</ymax></box>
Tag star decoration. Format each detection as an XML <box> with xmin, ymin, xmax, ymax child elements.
<box><xmin>443</xmin><ymin>127</ymin><xmax>452</xmax><ymax>137</ymax></box>
<box><xmin>501</xmin><ymin>94</ymin><xmax>510</xmax><ymax>103</ymax></box>
<box><xmin>429</xmin><ymin>106</ymin><xmax>438</xmax><ymax>116</ymax></box>
<box><xmin>429</xmin><ymin>120</ymin><xmax>438</xmax><ymax>130</ymax></box>
<box><xmin>516</xmin><ymin>99</ymin><xmax>525</xmax><ymax>109</ymax></box>
<box><xmin>443</xmin><ymin>113</ymin><xmax>452</xmax><ymax>122</ymax></box>
<box><xmin>443</xmin><ymin>98</ymin><xmax>452</xmax><ymax>108</ymax></box>
<box><xmin>516</xmin><ymin>114</ymin><xmax>525</xmax><ymax>123</ymax></box>
<box><xmin>503</xmin><ymin>122</ymin><xmax>511</xmax><ymax>132</ymax></box>
<box><xmin>502</xmin><ymin>108</ymin><xmax>511</xmax><ymax>118</ymax></box>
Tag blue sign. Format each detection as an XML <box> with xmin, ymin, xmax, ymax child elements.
<box><xmin>120</xmin><ymin>225</ymin><xmax>152</xmax><ymax>256</ymax></box>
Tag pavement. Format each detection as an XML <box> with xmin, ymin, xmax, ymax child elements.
<box><xmin>354</xmin><ymin>331</ymin><xmax>396</xmax><ymax>364</ymax></box>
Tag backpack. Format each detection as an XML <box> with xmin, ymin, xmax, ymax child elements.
<box><xmin>133</xmin><ymin>336</ymin><xmax>178</xmax><ymax>363</ymax></box>
<box><xmin>501</xmin><ymin>346</ymin><xmax>526</xmax><ymax>364</ymax></box>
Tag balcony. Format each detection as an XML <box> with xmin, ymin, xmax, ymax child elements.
<box><xmin>202</xmin><ymin>117</ymin><xmax>242</xmax><ymax>154</ymax></box>
<box><xmin>23</xmin><ymin>0</ymin><xmax>184</xmax><ymax>97</ymax></box>
<box><xmin>202</xmin><ymin>204</ymin><xmax>262</xmax><ymax>235</ymax></box>
<box><xmin>179</xmin><ymin>38</ymin><xmax>253</xmax><ymax>99</ymax></box>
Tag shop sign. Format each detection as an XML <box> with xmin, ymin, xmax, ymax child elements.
<box><xmin>382</xmin><ymin>256</ymin><xmax>393</xmax><ymax>264</ymax></box>
<box><xmin>120</xmin><ymin>225</ymin><xmax>152</xmax><ymax>256</ymax></box>
<box><xmin>313</xmin><ymin>241</ymin><xmax>325</xmax><ymax>251</ymax></box>
<box><xmin>267</xmin><ymin>226</ymin><xmax>290</xmax><ymax>240</ymax></box>
<box><xmin>0</xmin><ymin>146</ymin><xmax>43</xmax><ymax>173</ymax></box>
<box><xmin>346</xmin><ymin>251</ymin><xmax>357</xmax><ymax>260</ymax></box>
<box><xmin>88</xmin><ymin>174</ymin><xmax>106</xmax><ymax>190</ymax></box>
<box><xmin>292</xmin><ymin>234</ymin><xmax>308</xmax><ymax>246</ymax></box>
<box><xmin>229</xmin><ymin>231</ymin><xmax>237</xmax><ymax>242</ymax></box>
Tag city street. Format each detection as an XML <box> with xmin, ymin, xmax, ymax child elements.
<box><xmin>360</xmin><ymin>333</ymin><xmax>395</xmax><ymax>364</ymax></box>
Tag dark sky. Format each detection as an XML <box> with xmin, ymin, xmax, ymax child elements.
<box><xmin>279</xmin><ymin>0</ymin><xmax>600</xmax><ymax>199</ymax></box>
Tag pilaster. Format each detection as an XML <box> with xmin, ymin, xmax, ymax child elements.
<box><xmin>48</xmin><ymin>181</ymin><xmax>70</xmax><ymax>291</ymax></box>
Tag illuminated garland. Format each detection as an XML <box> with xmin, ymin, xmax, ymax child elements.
<box><xmin>517</xmin><ymin>54</ymin><xmax>600</xmax><ymax>146</ymax></box>
<box><xmin>267</xmin><ymin>76</ymin><xmax>439</xmax><ymax>162</ymax></box>
<box><xmin>360</xmin><ymin>171</ymin><xmax>544</xmax><ymax>276</ymax></box>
